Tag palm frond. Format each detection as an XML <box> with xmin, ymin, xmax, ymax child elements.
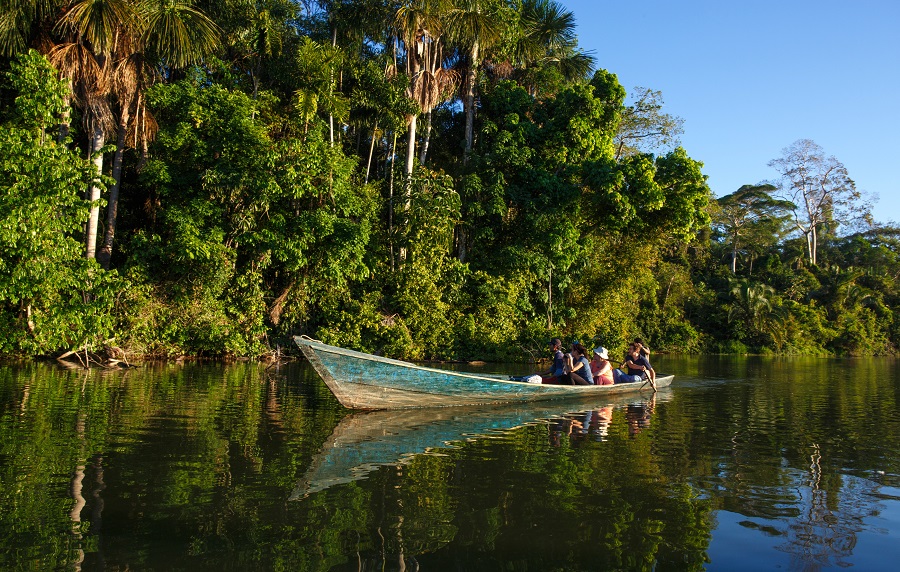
<box><xmin>0</xmin><ymin>0</ymin><xmax>65</xmax><ymax>56</ymax></box>
<box><xmin>142</xmin><ymin>0</ymin><xmax>220</xmax><ymax>68</ymax></box>
<box><xmin>56</xmin><ymin>0</ymin><xmax>140</xmax><ymax>54</ymax></box>
<box><xmin>48</xmin><ymin>41</ymin><xmax>115</xmax><ymax>135</ymax></box>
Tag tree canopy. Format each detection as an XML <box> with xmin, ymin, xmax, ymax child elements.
<box><xmin>0</xmin><ymin>2</ymin><xmax>895</xmax><ymax>360</ymax></box>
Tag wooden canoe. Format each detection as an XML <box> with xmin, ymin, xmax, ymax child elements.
<box><xmin>294</xmin><ymin>336</ymin><xmax>673</xmax><ymax>410</ymax></box>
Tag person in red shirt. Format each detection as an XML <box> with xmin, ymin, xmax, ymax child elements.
<box><xmin>590</xmin><ymin>347</ymin><xmax>617</xmax><ymax>385</ymax></box>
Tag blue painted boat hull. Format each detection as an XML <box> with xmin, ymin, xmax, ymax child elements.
<box><xmin>294</xmin><ymin>337</ymin><xmax>672</xmax><ymax>410</ymax></box>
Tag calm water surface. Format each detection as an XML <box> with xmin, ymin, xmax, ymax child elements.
<box><xmin>1</xmin><ymin>355</ymin><xmax>898</xmax><ymax>570</ymax></box>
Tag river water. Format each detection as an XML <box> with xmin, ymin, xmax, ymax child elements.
<box><xmin>1</xmin><ymin>355</ymin><xmax>898</xmax><ymax>570</ymax></box>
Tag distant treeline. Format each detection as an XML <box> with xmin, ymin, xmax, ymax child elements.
<box><xmin>1</xmin><ymin>1</ymin><xmax>897</xmax><ymax>360</ymax></box>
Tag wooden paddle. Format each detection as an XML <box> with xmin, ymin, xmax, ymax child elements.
<box><xmin>640</xmin><ymin>368</ymin><xmax>657</xmax><ymax>392</ymax></box>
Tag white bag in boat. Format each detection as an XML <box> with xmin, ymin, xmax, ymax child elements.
<box><xmin>526</xmin><ymin>375</ymin><xmax>543</xmax><ymax>384</ymax></box>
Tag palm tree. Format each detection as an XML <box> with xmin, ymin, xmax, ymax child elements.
<box><xmin>446</xmin><ymin>0</ymin><xmax>504</xmax><ymax>160</ymax></box>
<box><xmin>292</xmin><ymin>36</ymin><xmax>348</xmax><ymax>136</ymax></box>
<box><xmin>141</xmin><ymin>0</ymin><xmax>220</xmax><ymax>67</ymax></box>
<box><xmin>393</xmin><ymin>0</ymin><xmax>455</xmax><ymax>175</ymax></box>
<box><xmin>50</xmin><ymin>0</ymin><xmax>141</xmax><ymax>261</ymax></box>
<box><xmin>0</xmin><ymin>0</ymin><xmax>67</xmax><ymax>56</ymax></box>
<box><xmin>728</xmin><ymin>277</ymin><xmax>777</xmax><ymax>340</ymax></box>
<box><xmin>209</xmin><ymin>0</ymin><xmax>288</xmax><ymax>100</ymax></box>
<box><xmin>99</xmin><ymin>1</ymin><xmax>219</xmax><ymax>268</ymax></box>
<box><xmin>510</xmin><ymin>0</ymin><xmax>594</xmax><ymax>96</ymax></box>
<box><xmin>11</xmin><ymin>1</ymin><xmax>219</xmax><ymax>265</ymax></box>
<box><xmin>97</xmin><ymin>42</ymin><xmax>159</xmax><ymax>269</ymax></box>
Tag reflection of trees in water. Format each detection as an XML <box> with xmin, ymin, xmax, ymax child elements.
<box><xmin>31</xmin><ymin>361</ymin><xmax>898</xmax><ymax>569</ymax></box>
<box><xmin>697</xmin><ymin>358</ymin><xmax>899</xmax><ymax>571</ymax></box>
<box><xmin>322</xmin><ymin>400</ymin><xmax>712</xmax><ymax>571</ymax></box>
<box><xmin>69</xmin><ymin>411</ymin><xmax>86</xmax><ymax>571</ymax></box>
<box><xmin>2</xmin><ymin>362</ymin><xmax>343</xmax><ymax>570</ymax></box>
<box><xmin>779</xmin><ymin>443</ymin><xmax>878</xmax><ymax>571</ymax></box>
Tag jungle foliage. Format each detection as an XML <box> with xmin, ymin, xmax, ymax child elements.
<box><xmin>0</xmin><ymin>1</ymin><xmax>896</xmax><ymax>360</ymax></box>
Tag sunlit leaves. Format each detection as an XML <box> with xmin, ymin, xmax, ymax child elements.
<box><xmin>0</xmin><ymin>51</ymin><xmax>119</xmax><ymax>354</ymax></box>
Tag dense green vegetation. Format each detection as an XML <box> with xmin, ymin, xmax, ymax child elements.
<box><xmin>1</xmin><ymin>0</ymin><xmax>897</xmax><ymax>360</ymax></box>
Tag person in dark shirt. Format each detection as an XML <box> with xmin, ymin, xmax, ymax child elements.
<box><xmin>632</xmin><ymin>339</ymin><xmax>655</xmax><ymax>385</ymax></box>
<box><xmin>634</xmin><ymin>338</ymin><xmax>650</xmax><ymax>358</ymax></box>
<box><xmin>539</xmin><ymin>338</ymin><xmax>566</xmax><ymax>382</ymax></box>
<box><xmin>617</xmin><ymin>343</ymin><xmax>653</xmax><ymax>384</ymax></box>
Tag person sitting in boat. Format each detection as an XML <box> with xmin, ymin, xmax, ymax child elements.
<box><xmin>634</xmin><ymin>338</ymin><xmax>650</xmax><ymax>355</ymax></box>
<box><xmin>616</xmin><ymin>343</ymin><xmax>653</xmax><ymax>383</ymax></box>
<box><xmin>622</xmin><ymin>338</ymin><xmax>650</xmax><ymax>362</ymax></box>
<box><xmin>590</xmin><ymin>347</ymin><xmax>617</xmax><ymax>385</ymax></box>
<box><xmin>539</xmin><ymin>338</ymin><xmax>566</xmax><ymax>382</ymax></box>
<box><xmin>564</xmin><ymin>343</ymin><xmax>594</xmax><ymax>385</ymax></box>
<box><xmin>633</xmin><ymin>339</ymin><xmax>656</xmax><ymax>384</ymax></box>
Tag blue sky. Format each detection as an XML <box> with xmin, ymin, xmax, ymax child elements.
<box><xmin>562</xmin><ymin>0</ymin><xmax>900</xmax><ymax>225</ymax></box>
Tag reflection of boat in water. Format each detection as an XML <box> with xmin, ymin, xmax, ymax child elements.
<box><xmin>291</xmin><ymin>390</ymin><xmax>671</xmax><ymax>499</ymax></box>
<box><xmin>294</xmin><ymin>336</ymin><xmax>674</xmax><ymax>409</ymax></box>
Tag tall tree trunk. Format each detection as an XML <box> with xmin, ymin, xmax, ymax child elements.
<box><xmin>98</xmin><ymin>108</ymin><xmax>129</xmax><ymax>270</ymax></box>
<box><xmin>804</xmin><ymin>228</ymin><xmax>814</xmax><ymax>266</ymax></box>
<box><xmin>329</xmin><ymin>113</ymin><xmax>335</xmax><ymax>147</ymax></box>
<box><xmin>402</xmin><ymin>115</ymin><xmax>416</xmax><ymax>264</ymax></box>
<box><xmin>405</xmin><ymin>114</ymin><xmax>417</xmax><ymax>176</ymax></box>
<box><xmin>731</xmin><ymin>244</ymin><xmax>738</xmax><ymax>274</ymax></box>
<box><xmin>547</xmin><ymin>266</ymin><xmax>553</xmax><ymax>329</ymax></box>
<box><xmin>136</xmin><ymin>94</ymin><xmax>149</xmax><ymax>172</ymax></box>
<box><xmin>365</xmin><ymin>122</ymin><xmax>378</xmax><ymax>184</ymax></box>
<box><xmin>389</xmin><ymin>130</ymin><xmax>398</xmax><ymax>270</ymax></box>
<box><xmin>85</xmin><ymin>122</ymin><xmax>105</xmax><ymax>260</ymax></box>
<box><xmin>457</xmin><ymin>225</ymin><xmax>467</xmax><ymax>262</ymax></box>
<box><xmin>810</xmin><ymin>225</ymin><xmax>818</xmax><ymax>265</ymax></box>
<box><xmin>463</xmin><ymin>41</ymin><xmax>479</xmax><ymax>162</ymax></box>
<box><xmin>419</xmin><ymin>111</ymin><xmax>432</xmax><ymax>165</ymax></box>
<box><xmin>662</xmin><ymin>275</ymin><xmax>675</xmax><ymax>312</ymax></box>
<box><xmin>329</xmin><ymin>27</ymin><xmax>337</xmax><ymax>147</ymax></box>
<box><xmin>25</xmin><ymin>303</ymin><xmax>35</xmax><ymax>333</ymax></box>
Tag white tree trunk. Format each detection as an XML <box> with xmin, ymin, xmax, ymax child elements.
<box><xmin>99</xmin><ymin>110</ymin><xmax>129</xmax><ymax>269</ymax></box>
<box><xmin>85</xmin><ymin>123</ymin><xmax>105</xmax><ymax>260</ymax></box>
<box><xmin>810</xmin><ymin>225</ymin><xmax>818</xmax><ymax>266</ymax></box>
<box><xmin>405</xmin><ymin>113</ymin><xmax>417</xmax><ymax>176</ymax></box>
<box><xmin>365</xmin><ymin>122</ymin><xmax>378</xmax><ymax>184</ymax></box>
<box><xmin>389</xmin><ymin>130</ymin><xmax>398</xmax><ymax>269</ymax></box>
<box><xmin>419</xmin><ymin>111</ymin><xmax>432</xmax><ymax>164</ymax></box>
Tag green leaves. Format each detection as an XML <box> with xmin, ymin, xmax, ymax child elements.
<box><xmin>126</xmin><ymin>75</ymin><xmax>379</xmax><ymax>353</ymax></box>
<box><xmin>292</xmin><ymin>37</ymin><xmax>349</xmax><ymax>126</ymax></box>
<box><xmin>56</xmin><ymin>0</ymin><xmax>141</xmax><ymax>55</ymax></box>
<box><xmin>652</xmin><ymin>147</ymin><xmax>711</xmax><ymax>241</ymax></box>
<box><xmin>141</xmin><ymin>0</ymin><xmax>221</xmax><ymax>67</ymax></box>
<box><xmin>5</xmin><ymin>50</ymin><xmax>71</xmax><ymax>133</ymax></box>
<box><xmin>0</xmin><ymin>51</ymin><xmax>120</xmax><ymax>355</ymax></box>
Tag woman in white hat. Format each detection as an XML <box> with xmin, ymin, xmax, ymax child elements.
<box><xmin>590</xmin><ymin>347</ymin><xmax>617</xmax><ymax>385</ymax></box>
